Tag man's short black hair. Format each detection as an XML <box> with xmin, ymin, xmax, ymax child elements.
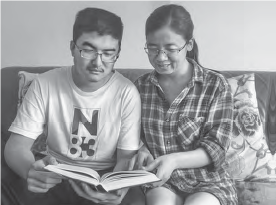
<box><xmin>73</xmin><ymin>8</ymin><xmax>123</xmax><ymax>44</ymax></box>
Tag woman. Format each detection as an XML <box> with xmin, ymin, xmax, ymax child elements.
<box><xmin>130</xmin><ymin>4</ymin><xmax>237</xmax><ymax>205</ymax></box>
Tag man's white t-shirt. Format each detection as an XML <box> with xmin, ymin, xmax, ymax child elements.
<box><xmin>9</xmin><ymin>66</ymin><xmax>141</xmax><ymax>170</ymax></box>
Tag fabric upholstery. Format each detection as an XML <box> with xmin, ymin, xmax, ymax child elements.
<box><xmin>1</xmin><ymin>66</ymin><xmax>276</xmax><ymax>205</ymax></box>
<box><xmin>225</xmin><ymin>73</ymin><xmax>274</xmax><ymax>182</ymax></box>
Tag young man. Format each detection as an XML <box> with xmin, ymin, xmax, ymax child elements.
<box><xmin>4</xmin><ymin>8</ymin><xmax>142</xmax><ymax>205</ymax></box>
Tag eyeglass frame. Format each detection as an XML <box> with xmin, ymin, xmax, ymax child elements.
<box><xmin>144</xmin><ymin>41</ymin><xmax>189</xmax><ymax>57</ymax></box>
<box><xmin>73</xmin><ymin>42</ymin><xmax>119</xmax><ymax>63</ymax></box>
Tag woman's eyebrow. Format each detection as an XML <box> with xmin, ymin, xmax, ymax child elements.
<box><xmin>147</xmin><ymin>43</ymin><xmax>177</xmax><ymax>47</ymax></box>
<box><xmin>146</xmin><ymin>43</ymin><xmax>157</xmax><ymax>47</ymax></box>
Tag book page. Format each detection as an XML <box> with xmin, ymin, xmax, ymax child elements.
<box><xmin>100</xmin><ymin>170</ymin><xmax>161</xmax><ymax>192</ymax></box>
<box><xmin>44</xmin><ymin>164</ymin><xmax>101</xmax><ymax>186</ymax></box>
<box><xmin>101</xmin><ymin>170</ymin><xmax>154</xmax><ymax>181</ymax></box>
<box><xmin>51</xmin><ymin>164</ymin><xmax>101</xmax><ymax>180</ymax></box>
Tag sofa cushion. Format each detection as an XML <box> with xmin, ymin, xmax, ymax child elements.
<box><xmin>225</xmin><ymin>73</ymin><xmax>274</xmax><ymax>181</ymax></box>
<box><xmin>236</xmin><ymin>181</ymin><xmax>276</xmax><ymax>205</ymax></box>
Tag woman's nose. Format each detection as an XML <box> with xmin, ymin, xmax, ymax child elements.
<box><xmin>156</xmin><ymin>50</ymin><xmax>168</xmax><ymax>61</ymax></box>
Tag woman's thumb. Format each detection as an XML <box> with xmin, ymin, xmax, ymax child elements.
<box><xmin>144</xmin><ymin>160</ymin><xmax>158</xmax><ymax>172</ymax></box>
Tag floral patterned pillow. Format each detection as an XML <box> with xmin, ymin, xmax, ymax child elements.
<box><xmin>18</xmin><ymin>71</ymin><xmax>47</xmax><ymax>156</ymax></box>
<box><xmin>225</xmin><ymin>73</ymin><xmax>275</xmax><ymax>182</ymax></box>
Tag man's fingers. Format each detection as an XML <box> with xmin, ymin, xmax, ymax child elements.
<box><xmin>69</xmin><ymin>180</ymin><xmax>100</xmax><ymax>203</ymax></box>
<box><xmin>31</xmin><ymin>156</ymin><xmax>58</xmax><ymax>171</ymax></box>
<box><xmin>27</xmin><ymin>173</ymin><xmax>62</xmax><ymax>186</ymax></box>
<box><xmin>27</xmin><ymin>178</ymin><xmax>57</xmax><ymax>193</ymax></box>
<box><xmin>43</xmin><ymin>156</ymin><xmax>58</xmax><ymax>165</ymax></box>
<box><xmin>32</xmin><ymin>159</ymin><xmax>47</xmax><ymax>171</ymax></box>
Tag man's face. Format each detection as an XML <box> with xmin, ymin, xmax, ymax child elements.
<box><xmin>71</xmin><ymin>31</ymin><xmax>120</xmax><ymax>90</ymax></box>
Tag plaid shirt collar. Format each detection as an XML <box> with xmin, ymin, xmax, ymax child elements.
<box><xmin>149</xmin><ymin>58</ymin><xmax>204</xmax><ymax>88</ymax></box>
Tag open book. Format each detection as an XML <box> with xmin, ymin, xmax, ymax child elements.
<box><xmin>44</xmin><ymin>164</ymin><xmax>160</xmax><ymax>192</ymax></box>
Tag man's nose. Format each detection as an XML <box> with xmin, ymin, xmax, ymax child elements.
<box><xmin>92</xmin><ymin>53</ymin><xmax>103</xmax><ymax>66</ymax></box>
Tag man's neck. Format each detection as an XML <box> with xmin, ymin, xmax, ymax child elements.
<box><xmin>72</xmin><ymin>67</ymin><xmax>114</xmax><ymax>92</ymax></box>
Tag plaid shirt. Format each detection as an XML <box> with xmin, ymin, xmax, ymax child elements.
<box><xmin>135</xmin><ymin>59</ymin><xmax>234</xmax><ymax>192</ymax></box>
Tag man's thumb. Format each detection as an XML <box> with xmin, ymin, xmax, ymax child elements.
<box><xmin>43</xmin><ymin>156</ymin><xmax>58</xmax><ymax>166</ymax></box>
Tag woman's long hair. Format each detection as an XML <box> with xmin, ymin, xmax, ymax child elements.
<box><xmin>146</xmin><ymin>4</ymin><xmax>200</xmax><ymax>65</ymax></box>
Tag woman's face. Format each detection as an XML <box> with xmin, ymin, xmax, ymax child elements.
<box><xmin>146</xmin><ymin>26</ymin><xmax>188</xmax><ymax>75</ymax></box>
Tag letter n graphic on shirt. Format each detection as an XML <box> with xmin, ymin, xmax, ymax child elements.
<box><xmin>68</xmin><ymin>107</ymin><xmax>100</xmax><ymax>159</ymax></box>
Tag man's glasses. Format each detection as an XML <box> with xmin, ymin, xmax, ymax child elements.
<box><xmin>144</xmin><ymin>42</ymin><xmax>188</xmax><ymax>58</ymax></box>
<box><xmin>74</xmin><ymin>42</ymin><xmax>118</xmax><ymax>63</ymax></box>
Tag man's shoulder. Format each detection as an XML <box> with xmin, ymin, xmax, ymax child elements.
<box><xmin>39</xmin><ymin>66</ymin><xmax>69</xmax><ymax>77</ymax></box>
<box><xmin>113</xmin><ymin>71</ymin><xmax>138</xmax><ymax>88</ymax></box>
<box><xmin>36</xmin><ymin>66</ymin><xmax>70</xmax><ymax>83</ymax></box>
<box><xmin>111</xmin><ymin>71</ymin><xmax>141</xmax><ymax>97</ymax></box>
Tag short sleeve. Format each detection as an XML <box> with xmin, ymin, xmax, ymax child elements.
<box><xmin>9</xmin><ymin>78</ymin><xmax>46</xmax><ymax>139</ymax></box>
<box><xmin>117</xmin><ymin>84</ymin><xmax>141</xmax><ymax>150</ymax></box>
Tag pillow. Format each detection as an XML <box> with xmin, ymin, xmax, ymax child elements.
<box><xmin>18</xmin><ymin>71</ymin><xmax>47</xmax><ymax>156</ymax></box>
<box><xmin>225</xmin><ymin>73</ymin><xmax>275</xmax><ymax>182</ymax></box>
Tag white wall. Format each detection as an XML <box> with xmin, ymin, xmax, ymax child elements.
<box><xmin>174</xmin><ymin>1</ymin><xmax>276</xmax><ymax>71</ymax></box>
<box><xmin>1</xmin><ymin>1</ymin><xmax>167</xmax><ymax>69</ymax></box>
<box><xmin>1</xmin><ymin>1</ymin><xmax>276</xmax><ymax>71</ymax></box>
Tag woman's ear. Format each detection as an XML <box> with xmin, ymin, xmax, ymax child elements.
<box><xmin>70</xmin><ymin>41</ymin><xmax>75</xmax><ymax>57</ymax></box>
<box><xmin>187</xmin><ymin>38</ymin><xmax>194</xmax><ymax>52</ymax></box>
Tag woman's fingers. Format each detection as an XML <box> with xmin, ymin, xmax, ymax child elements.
<box><xmin>144</xmin><ymin>159</ymin><xmax>159</xmax><ymax>172</ymax></box>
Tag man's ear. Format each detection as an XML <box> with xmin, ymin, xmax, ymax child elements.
<box><xmin>187</xmin><ymin>38</ymin><xmax>194</xmax><ymax>52</ymax></box>
<box><xmin>70</xmin><ymin>41</ymin><xmax>75</xmax><ymax>56</ymax></box>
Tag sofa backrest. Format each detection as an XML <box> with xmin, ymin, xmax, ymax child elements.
<box><xmin>1</xmin><ymin>66</ymin><xmax>275</xmax><ymax>153</ymax></box>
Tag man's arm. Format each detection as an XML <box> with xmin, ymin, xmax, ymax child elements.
<box><xmin>4</xmin><ymin>133</ymin><xmax>63</xmax><ymax>193</ymax></box>
<box><xmin>113</xmin><ymin>148</ymin><xmax>137</xmax><ymax>172</ymax></box>
<box><xmin>4</xmin><ymin>133</ymin><xmax>35</xmax><ymax>179</ymax></box>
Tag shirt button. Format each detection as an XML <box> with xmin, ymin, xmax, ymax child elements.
<box><xmin>167</xmin><ymin>140</ymin><xmax>170</xmax><ymax>145</ymax></box>
<box><xmin>165</xmin><ymin>119</ymin><xmax>169</xmax><ymax>122</ymax></box>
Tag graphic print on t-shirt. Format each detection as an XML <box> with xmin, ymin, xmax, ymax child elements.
<box><xmin>68</xmin><ymin>107</ymin><xmax>100</xmax><ymax>159</ymax></box>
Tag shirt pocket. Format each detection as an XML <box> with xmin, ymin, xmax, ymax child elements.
<box><xmin>177</xmin><ymin>116</ymin><xmax>205</xmax><ymax>148</ymax></box>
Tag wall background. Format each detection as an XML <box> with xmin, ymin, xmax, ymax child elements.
<box><xmin>1</xmin><ymin>1</ymin><xmax>276</xmax><ymax>71</ymax></box>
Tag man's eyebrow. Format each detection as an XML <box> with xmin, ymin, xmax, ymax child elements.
<box><xmin>147</xmin><ymin>43</ymin><xmax>177</xmax><ymax>47</ymax></box>
<box><xmin>82</xmin><ymin>42</ymin><xmax>116</xmax><ymax>51</ymax></box>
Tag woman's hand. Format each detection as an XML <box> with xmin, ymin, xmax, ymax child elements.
<box><xmin>69</xmin><ymin>180</ymin><xmax>126</xmax><ymax>205</ymax></box>
<box><xmin>128</xmin><ymin>146</ymin><xmax>154</xmax><ymax>170</ymax></box>
<box><xmin>27</xmin><ymin>156</ymin><xmax>63</xmax><ymax>193</ymax></box>
<box><xmin>144</xmin><ymin>154</ymin><xmax>177</xmax><ymax>187</ymax></box>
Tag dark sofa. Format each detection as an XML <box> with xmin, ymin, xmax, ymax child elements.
<box><xmin>1</xmin><ymin>66</ymin><xmax>276</xmax><ymax>205</ymax></box>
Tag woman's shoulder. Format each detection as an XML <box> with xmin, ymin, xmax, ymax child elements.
<box><xmin>202</xmin><ymin>67</ymin><xmax>230</xmax><ymax>92</ymax></box>
<box><xmin>135</xmin><ymin>71</ymin><xmax>153</xmax><ymax>84</ymax></box>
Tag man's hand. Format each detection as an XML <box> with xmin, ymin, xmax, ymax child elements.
<box><xmin>69</xmin><ymin>180</ymin><xmax>125</xmax><ymax>205</ymax></box>
<box><xmin>144</xmin><ymin>154</ymin><xmax>177</xmax><ymax>187</ymax></box>
<box><xmin>27</xmin><ymin>156</ymin><xmax>63</xmax><ymax>193</ymax></box>
<box><xmin>128</xmin><ymin>146</ymin><xmax>154</xmax><ymax>170</ymax></box>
